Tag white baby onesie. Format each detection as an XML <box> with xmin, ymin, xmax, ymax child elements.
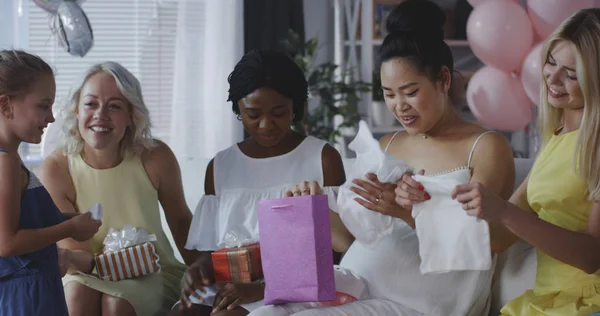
<box><xmin>412</xmin><ymin>170</ymin><xmax>492</xmax><ymax>274</ymax></box>
<box><xmin>410</xmin><ymin>131</ymin><xmax>495</xmax><ymax>275</ymax></box>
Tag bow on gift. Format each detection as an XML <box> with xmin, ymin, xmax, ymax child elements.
<box><xmin>219</xmin><ymin>231</ymin><xmax>258</xmax><ymax>249</ymax></box>
<box><xmin>102</xmin><ymin>225</ymin><xmax>157</xmax><ymax>253</ymax></box>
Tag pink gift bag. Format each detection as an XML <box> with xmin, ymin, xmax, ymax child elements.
<box><xmin>257</xmin><ymin>194</ymin><xmax>336</xmax><ymax>305</ymax></box>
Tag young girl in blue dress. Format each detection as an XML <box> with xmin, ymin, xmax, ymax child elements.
<box><xmin>0</xmin><ymin>50</ymin><xmax>101</xmax><ymax>316</ymax></box>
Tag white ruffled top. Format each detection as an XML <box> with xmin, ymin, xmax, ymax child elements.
<box><xmin>185</xmin><ymin>136</ymin><xmax>338</xmax><ymax>251</ymax></box>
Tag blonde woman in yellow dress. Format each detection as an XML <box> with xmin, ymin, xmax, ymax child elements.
<box><xmin>452</xmin><ymin>9</ymin><xmax>600</xmax><ymax>316</ymax></box>
<box><xmin>38</xmin><ymin>62</ymin><xmax>195</xmax><ymax>316</ymax></box>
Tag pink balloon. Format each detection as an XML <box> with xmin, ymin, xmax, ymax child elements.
<box><xmin>467</xmin><ymin>66</ymin><xmax>533</xmax><ymax>131</ymax></box>
<box><xmin>528</xmin><ymin>0</ymin><xmax>595</xmax><ymax>40</ymax></box>
<box><xmin>467</xmin><ymin>0</ymin><xmax>534</xmax><ymax>73</ymax></box>
<box><xmin>467</xmin><ymin>0</ymin><xmax>518</xmax><ymax>8</ymax></box>
<box><xmin>520</xmin><ymin>43</ymin><xmax>544</xmax><ymax>105</ymax></box>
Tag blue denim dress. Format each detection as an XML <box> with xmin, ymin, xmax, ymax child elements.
<box><xmin>0</xmin><ymin>149</ymin><xmax>68</xmax><ymax>316</ymax></box>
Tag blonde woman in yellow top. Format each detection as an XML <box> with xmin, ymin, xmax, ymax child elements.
<box><xmin>452</xmin><ymin>8</ymin><xmax>600</xmax><ymax>316</ymax></box>
<box><xmin>38</xmin><ymin>62</ymin><xmax>195</xmax><ymax>316</ymax></box>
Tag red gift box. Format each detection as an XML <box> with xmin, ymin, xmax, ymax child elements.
<box><xmin>211</xmin><ymin>243</ymin><xmax>263</xmax><ymax>283</ymax></box>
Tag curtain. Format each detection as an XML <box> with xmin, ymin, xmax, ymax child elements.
<box><xmin>169</xmin><ymin>0</ymin><xmax>244</xmax><ymax>160</ymax></box>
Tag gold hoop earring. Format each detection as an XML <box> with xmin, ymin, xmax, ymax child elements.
<box><xmin>236</xmin><ymin>114</ymin><xmax>242</xmax><ymax>121</ymax></box>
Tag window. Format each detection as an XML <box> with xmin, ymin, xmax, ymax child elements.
<box><xmin>22</xmin><ymin>0</ymin><xmax>179</xmax><ymax>161</ymax></box>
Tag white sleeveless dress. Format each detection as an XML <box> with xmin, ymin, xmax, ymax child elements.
<box><xmin>185</xmin><ymin>136</ymin><xmax>338</xmax><ymax>311</ymax></box>
<box><xmin>249</xmin><ymin>132</ymin><xmax>497</xmax><ymax>316</ymax></box>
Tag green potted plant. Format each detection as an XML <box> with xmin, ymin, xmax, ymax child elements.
<box><xmin>280</xmin><ymin>30</ymin><xmax>371</xmax><ymax>143</ymax></box>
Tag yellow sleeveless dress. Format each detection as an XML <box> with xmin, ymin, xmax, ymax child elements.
<box><xmin>501</xmin><ymin>130</ymin><xmax>600</xmax><ymax>316</ymax></box>
<box><xmin>61</xmin><ymin>153</ymin><xmax>186</xmax><ymax>316</ymax></box>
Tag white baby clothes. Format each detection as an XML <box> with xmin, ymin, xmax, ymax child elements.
<box><xmin>337</xmin><ymin>121</ymin><xmax>411</xmax><ymax>248</ymax></box>
<box><xmin>412</xmin><ymin>170</ymin><xmax>492</xmax><ymax>274</ymax></box>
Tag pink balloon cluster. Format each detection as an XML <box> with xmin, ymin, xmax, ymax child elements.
<box><xmin>465</xmin><ymin>0</ymin><xmax>597</xmax><ymax>131</ymax></box>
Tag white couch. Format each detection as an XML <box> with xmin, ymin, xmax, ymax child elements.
<box><xmin>163</xmin><ymin>157</ymin><xmax>537</xmax><ymax>315</ymax></box>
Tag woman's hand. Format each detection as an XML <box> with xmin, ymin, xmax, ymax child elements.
<box><xmin>351</xmin><ymin>173</ymin><xmax>410</xmax><ymax>219</ymax></box>
<box><xmin>285</xmin><ymin>181</ymin><xmax>323</xmax><ymax>197</ymax></box>
<box><xmin>394</xmin><ymin>170</ymin><xmax>429</xmax><ymax>208</ymax></box>
<box><xmin>68</xmin><ymin>212</ymin><xmax>101</xmax><ymax>242</ymax></box>
<box><xmin>452</xmin><ymin>182</ymin><xmax>512</xmax><ymax>223</ymax></box>
<box><xmin>181</xmin><ymin>258</ymin><xmax>215</xmax><ymax>308</ymax></box>
<box><xmin>212</xmin><ymin>282</ymin><xmax>265</xmax><ymax>313</ymax></box>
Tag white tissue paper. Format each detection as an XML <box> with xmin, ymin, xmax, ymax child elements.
<box><xmin>411</xmin><ymin>172</ymin><xmax>492</xmax><ymax>274</ymax></box>
<box><xmin>102</xmin><ymin>225</ymin><xmax>157</xmax><ymax>253</ymax></box>
<box><xmin>337</xmin><ymin>121</ymin><xmax>411</xmax><ymax>248</ymax></box>
<box><xmin>331</xmin><ymin>266</ymin><xmax>366</xmax><ymax>300</ymax></box>
<box><xmin>88</xmin><ymin>202</ymin><xmax>103</xmax><ymax>221</ymax></box>
<box><xmin>190</xmin><ymin>287</ymin><xmax>217</xmax><ymax>306</ymax></box>
<box><xmin>217</xmin><ymin>231</ymin><xmax>257</xmax><ymax>249</ymax></box>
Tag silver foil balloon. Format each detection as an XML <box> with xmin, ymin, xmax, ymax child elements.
<box><xmin>50</xmin><ymin>1</ymin><xmax>94</xmax><ymax>57</ymax></box>
<box><xmin>33</xmin><ymin>0</ymin><xmax>86</xmax><ymax>14</ymax></box>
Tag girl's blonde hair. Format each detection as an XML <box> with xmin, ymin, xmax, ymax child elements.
<box><xmin>538</xmin><ymin>8</ymin><xmax>600</xmax><ymax>199</ymax></box>
<box><xmin>59</xmin><ymin>61</ymin><xmax>154</xmax><ymax>156</ymax></box>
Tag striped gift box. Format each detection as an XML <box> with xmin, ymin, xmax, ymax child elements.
<box><xmin>212</xmin><ymin>243</ymin><xmax>263</xmax><ymax>283</ymax></box>
<box><xmin>95</xmin><ymin>242</ymin><xmax>161</xmax><ymax>281</ymax></box>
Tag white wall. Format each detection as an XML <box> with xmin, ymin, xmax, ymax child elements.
<box><xmin>0</xmin><ymin>0</ymin><xmax>15</xmax><ymax>49</ymax></box>
<box><xmin>303</xmin><ymin>0</ymin><xmax>334</xmax><ymax>65</ymax></box>
<box><xmin>303</xmin><ymin>0</ymin><xmax>335</xmax><ymax>114</ymax></box>
<box><xmin>0</xmin><ymin>0</ymin><xmax>29</xmax><ymax>50</ymax></box>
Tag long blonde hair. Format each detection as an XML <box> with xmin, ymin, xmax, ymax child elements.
<box><xmin>538</xmin><ymin>8</ymin><xmax>600</xmax><ymax>200</ymax></box>
<box><xmin>59</xmin><ymin>61</ymin><xmax>154</xmax><ymax>156</ymax></box>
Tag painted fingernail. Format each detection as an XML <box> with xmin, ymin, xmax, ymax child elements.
<box><xmin>419</xmin><ymin>184</ymin><xmax>425</xmax><ymax>191</ymax></box>
<box><xmin>425</xmin><ymin>193</ymin><xmax>431</xmax><ymax>200</ymax></box>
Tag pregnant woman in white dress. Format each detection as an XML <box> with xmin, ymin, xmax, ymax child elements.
<box><xmin>249</xmin><ymin>0</ymin><xmax>517</xmax><ymax>315</ymax></box>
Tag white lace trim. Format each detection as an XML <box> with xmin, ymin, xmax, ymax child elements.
<box><xmin>425</xmin><ymin>166</ymin><xmax>470</xmax><ymax>178</ymax></box>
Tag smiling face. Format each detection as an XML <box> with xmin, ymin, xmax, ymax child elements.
<box><xmin>237</xmin><ymin>87</ymin><xmax>295</xmax><ymax>148</ymax></box>
<box><xmin>1</xmin><ymin>74</ymin><xmax>56</xmax><ymax>144</ymax></box>
<box><xmin>543</xmin><ymin>40</ymin><xmax>584</xmax><ymax>110</ymax></box>
<box><xmin>76</xmin><ymin>72</ymin><xmax>132</xmax><ymax>152</ymax></box>
<box><xmin>380</xmin><ymin>57</ymin><xmax>449</xmax><ymax>135</ymax></box>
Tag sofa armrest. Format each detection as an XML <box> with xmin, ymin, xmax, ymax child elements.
<box><xmin>489</xmin><ymin>240</ymin><xmax>537</xmax><ymax>315</ymax></box>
